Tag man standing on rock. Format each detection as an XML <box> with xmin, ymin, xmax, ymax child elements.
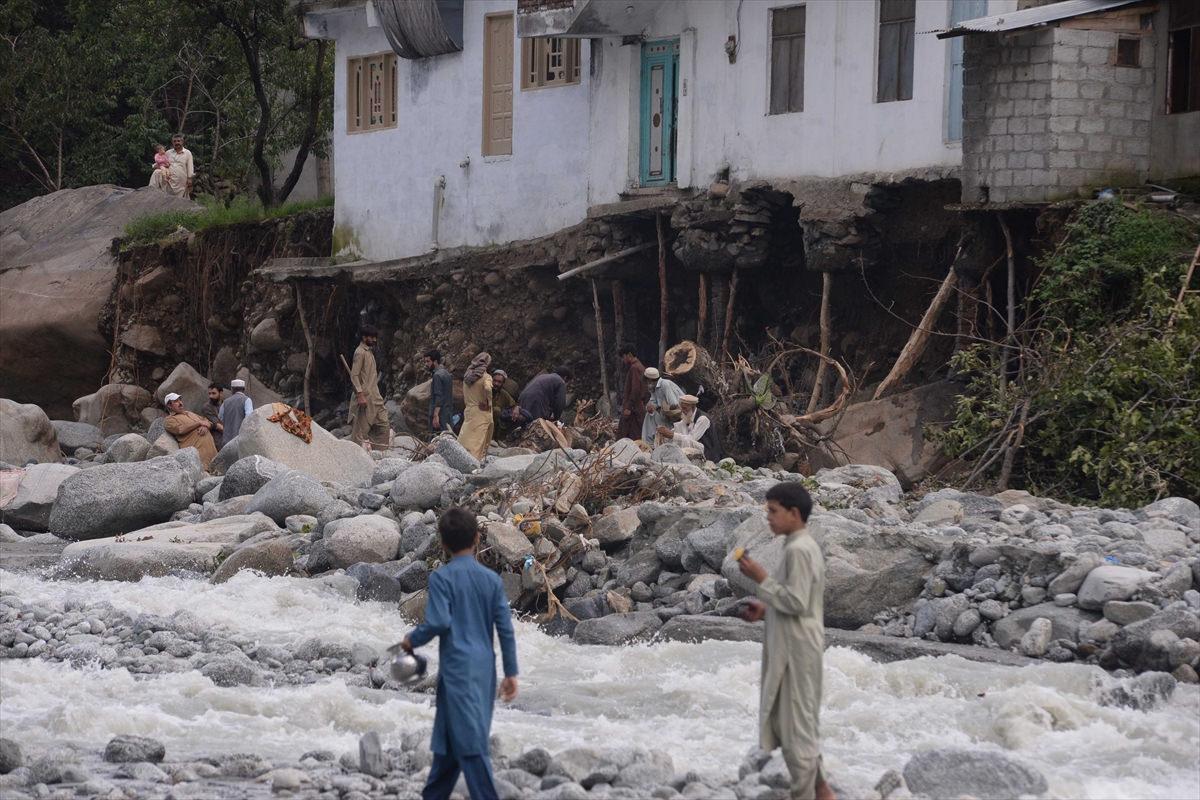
<box><xmin>349</xmin><ymin>325</ymin><xmax>391</xmax><ymax>449</ymax></box>
<box><xmin>401</xmin><ymin>507</ymin><xmax>518</xmax><ymax>800</ymax></box>
<box><xmin>218</xmin><ymin>378</ymin><xmax>253</xmax><ymax>443</ymax></box>
<box><xmin>616</xmin><ymin>345</ymin><xmax>648</xmax><ymax>441</ymax></box>
<box><xmin>163</xmin><ymin>392</ymin><xmax>217</xmax><ymax>469</ymax></box>
<box><xmin>203</xmin><ymin>383</ymin><xmax>225</xmax><ymax>450</ymax></box>
<box><xmin>738</xmin><ymin>483</ymin><xmax>834</xmax><ymax>800</ymax></box>
<box><xmin>425</xmin><ymin>349</ymin><xmax>455</xmax><ymax>434</ymax></box>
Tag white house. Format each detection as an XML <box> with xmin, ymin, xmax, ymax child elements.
<box><xmin>301</xmin><ymin>0</ymin><xmax>1023</xmax><ymax>264</ymax></box>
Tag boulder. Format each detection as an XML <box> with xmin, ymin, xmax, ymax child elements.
<box><xmin>249</xmin><ymin>317</ymin><xmax>285</xmax><ymax>352</ymax></box>
<box><xmin>200</xmin><ymin>494</ymin><xmax>253</xmax><ymax>522</ymax></box>
<box><xmin>0</xmin><ymin>399</ymin><xmax>60</xmax><ymax>464</ymax></box>
<box><xmin>1111</xmin><ymin>607</ymin><xmax>1200</xmax><ymax>670</ymax></box>
<box><xmin>1077</xmin><ymin>565</ymin><xmax>1156</xmax><ymax>610</ymax></box>
<box><xmin>681</xmin><ymin>509</ymin><xmax>756</xmax><ymax>571</ymax></box>
<box><xmin>0</xmin><ymin>737</ymin><xmax>22</xmax><ymax>773</ymax></box>
<box><xmin>220</xmin><ymin>455</ymin><xmax>287</xmax><ymax>500</ymax></box>
<box><xmin>106</xmin><ymin>432</ymin><xmax>153</xmax><ymax>463</ymax></box>
<box><xmin>0</xmin><ymin>463</ymin><xmax>78</xmax><ymax>531</ymax></box>
<box><xmin>572</xmin><ymin>612</ymin><xmax>663</xmax><ymax>646</ymax></box>
<box><xmin>211</xmin><ymin>538</ymin><xmax>295</xmax><ymax>583</ymax></box>
<box><xmin>325</xmin><ymin>516</ymin><xmax>402</xmax><ymax>568</ymax></box>
<box><xmin>485</xmin><ymin>522</ymin><xmax>535</xmax><ymax>566</ymax></box>
<box><xmin>390</xmin><ymin>461</ymin><xmax>464</xmax><ymax>510</ymax></box>
<box><xmin>433</xmin><ymin>433</ymin><xmax>480</xmax><ymax>474</ymax></box>
<box><xmin>813</xmin><ymin>464</ymin><xmax>903</xmax><ymax>503</ymax></box>
<box><xmin>813</xmin><ymin>381</ymin><xmax>957</xmax><ymax>486</ymax></box>
<box><xmin>1047</xmin><ymin>552</ymin><xmax>1104</xmax><ymax>596</ymax></box>
<box><xmin>60</xmin><ymin>513</ymin><xmax>276</xmax><ymax>580</ymax></box>
<box><xmin>1141</xmin><ymin>497</ymin><xmax>1200</xmax><ymax>529</ymax></box>
<box><xmin>0</xmin><ymin>186</ymin><xmax>197</xmax><ymax>416</ymax></box>
<box><xmin>721</xmin><ymin>515</ymin><xmax>786</xmax><ymax>596</ymax></box>
<box><xmin>49</xmin><ymin>455</ymin><xmax>196</xmax><ymax>540</ymax></box>
<box><xmin>50</xmin><ymin>421</ymin><xmax>103</xmax><ymax>455</ymax></box>
<box><xmin>209</xmin><ymin>436</ymin><xmax>242</xmax><ymax>476</ymax></box>
<box><xmin>1103</xmin><ymin>600</ymin><xmax>1158</xmax><ymax>625</ymax></box>
<box><xmin>243</xmin><ymin>471</ymin><xmax>334</xmax><ymax>525</ymax></box>
<box><xmin>237</xmin><ymin>406</ymin><xmax>373</xmax><ymax>486</ymax></box>
<box><xmin>614</xmin><ymin>547</ymin><xmax>661</xmax><ymax>588</ymax></box>
<box><xmin>120</xmin><ymin>324</ymin><xmax>166</xmax><ymax>356</ymax></box>
<box><xmin>991</xmin><ymin>602</ymin><xmax>1099</xmax><ymax>650</ymax></box>
<box><xmin>104</xmin><ymin>735</ymin><xmax>165</xmax><ymax>764</ymax></box>
<box><xmin>347</xmin><ymin>564</ymin><xmax>406</xmax><ymax>602</ymax></box>
<box><xmin>591</xmin><ymin>508</ymin><xmax>641</xmax><ymax>547</ymax></box>
<box><xmin>72</xmin><ymin>384</ymin><xmax>155</xmax><ymax>436</ymax></box>
<box><xmin>372</xmin><ymin>457</ymin><xmax>414</xmax><ymax>486</ymax></box>
<box><xmin>902</xmin><ymin>749</ymin><xmax>1047</xmax><ymax>799</ymax></box>
<box><xmin>655</xmin><ymin>615</ymin><xmax>764</xmax><ymax>644</ymax></box>
<box><xmin>154</xmin><ymin>362</ymin><xmax>210</xmax><ymax>412</ymax></box>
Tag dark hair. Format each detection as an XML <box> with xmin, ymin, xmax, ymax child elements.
<box><xmin>425</xmin><ymin>349</ymin><xmax>442</xmax><ymax>363</ymax></box>
<box><xmin>171</xmin><ymin>134</ymin><xmax>184</xmax><ymax>141</ymax></box>
<box><xmin>618</xmin><ymin>344</ymin><xmax>636</xmax><ymax>357</ymax></box>
<box><xmin>555</xmin><ymin>365</ymin><xmax>574</xmax><ymax>380</ymax></box>
<box><xmin>765</xmin><ymin>483</ymin><xmax>813</xmax><ymax>522</ymax></box>
<box><xmin>208</xmin><ymin>383</ymin><xmax>223</xmax><ymax>391</ymax></box>
<box><xmin>360</xmin><ymin>324</ymin><xmax>379</xmax><ymax>338</ymax></box>
<box><xmin>438</xmin><ymin>507</ymin><xmax>479</xmax><ymax>552</ymax></box>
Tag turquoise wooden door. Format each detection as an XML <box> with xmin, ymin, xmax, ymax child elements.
<box><xmin>639</xmin><ymin>39</ymin><xmax>679</xmax><ymax>187</ymax></box>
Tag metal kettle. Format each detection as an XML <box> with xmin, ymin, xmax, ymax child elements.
<box><xmin>387</xmin><ymin>643</ymin><xmax>428</xmax><ymax>685</ymax></box>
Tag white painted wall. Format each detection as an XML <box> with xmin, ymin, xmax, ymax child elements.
<box><xmin>320</xmin><ymin>3</ymin><xmax>591</xmax><ymax>261</ymax></box>
<box><xmin>314</xmin><ymin>0</ymin><xmax>1023</xmax><ymax>262</ymax></box>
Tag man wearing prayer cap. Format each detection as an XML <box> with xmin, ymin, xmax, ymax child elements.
<box><xmin>219</xmin><ymin>378</ymin><xmax>254</xmax><ymax>443</ymax></box>
<box><xmin>163</xmin><ymin>392</ymin><xmax>218</xmax><ymax>469</ymax></box>
<box><xmin>656</xmin><ymin>393</ymin><xmax>717</xmax><ymax>460</ymax></box>
<box><xmin>641</xmin><ymin>366</ymin><xmax>684</xmax><ymax>445</ymax></box>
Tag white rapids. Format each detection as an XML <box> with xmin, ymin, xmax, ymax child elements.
<box><xmin>1</xmin><ymin>570</ymin><xmax>1198</xmax><ymax>799</ymax></box>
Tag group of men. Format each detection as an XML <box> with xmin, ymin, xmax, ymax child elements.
<box><xmin>617</xmin><ymin>345</ymin><xmax>723</xmax><ymax>461</ymax></box>
<box><xmin>161</xmin><ymin>379</ymin><xmax>253</xmax><ymax>469</ymax></box>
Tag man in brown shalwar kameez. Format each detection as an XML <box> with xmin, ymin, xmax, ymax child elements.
<box><xmin>349</xmin><ymin>325</ymin><xmax>391</xmax><ymax>449</ymax></box>
<box><xmin>616</xmin><ymin>345</ymin><xmax>648</xmax><ymax>441</ymax></box>
<box><xmin>163</xmin><ymin>392</ymin><xmax>217</xmax><ymax>470</ymax></box>
<box><xmin>738</xmin><ymin>483</ymin><xmax>835</xmax><ymax>800</ymax></box>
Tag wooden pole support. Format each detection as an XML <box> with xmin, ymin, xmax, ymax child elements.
<box><xmin>591</xmin><ymin>278</ymin><xmax>610</xmax><ymax>408</ymax></box>
<box><xmin>657</xmin><ymin>214</ymin><xmax>669</xmax><ymax>366</ymax></box>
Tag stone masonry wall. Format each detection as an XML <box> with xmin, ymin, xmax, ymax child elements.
<box><xmin>962</xmin><ymin>26</ymin><xmax>1156</xmax><ymax>204</ymax></box>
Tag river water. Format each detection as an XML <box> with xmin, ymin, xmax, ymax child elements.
<box><xmin>1</xmin><ymin>570</ymin><xmax>1197</xmax><ymax>799</ymax></box>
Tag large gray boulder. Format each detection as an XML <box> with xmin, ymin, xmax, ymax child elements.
<box><xmin>572</xmin><ymin>612</ymin><xmax>663</xmax><ymax>646</ymax></box>
<box><xmin>372</xmin><ymin>457</ymin><xmax>415</xmax><ymax>486</ymax></box>
<box><xmin>209</xmin><ymin>436</ymin><xmax>241</xmax><ymax>476</ymax></box>
<box><xmin>51</xmin><ymin>421</ymin><xmax>103</xmax><ymax>455</ymax></box>
<box><xmin>1142</xmin><ymin>497</ymin><xmax>1200</xmax><ymax>529</ymax></box>
<box><xmin>220</xmin><ymin>455</ymin><xmax>286</xmax><ymax>500</ymax></box>
<box><xmin>591</xmin><ymin>508</ymin><xmax>640</xmax><ymax>547</ymax></box>
<box><xmin>154</xmin><ymin>363</ymin><xmax>209</xmax><ymax>412</ymax></box>
<box><xmin>484</xmin><ymin>522</ymin><xmax>534</xmax><ymax>566</ymax></box>
<box><xmin>903</xmin><ymin>749</ymin><xmax>1047</xmax><ymax>799</ymax></box>
<box><xmin>1</xmin><ymin>186</ymin><xmax>196</xmax><ymax>417</ymax></box>
<box><xmin>1077</xmin><ymin>565</ymin><xmax>1156</xmax><ymax>610</ymax></box>
<box><xmin>390</xmin><ymin>461</ymin><xmax>464</xmax><ymax>510</ymax></box>
<box><xmin>680</xmin><ymin>509</ymin><xmax>756</xmax><ymax>572</ymax></box>
<box><xmin>237</xmin><ymin>406</ymin><xmax>374</xmax><ymax>486</ymax></box>
<box><xmin>243</xmin><ymin>471</ymin><xmax>334</xmax><ymax>525</ymax></box>
<box><xmin>60</xmin><ymin>513</ymin><xmax>276</xmax><ymax>580</ymax></box>
<box><xmin>1111</xmin><ymin>607</ymin><xmax>1200</xmax><ymax>671</ymax></box>
<box><xmin>49</xmin><ymin>455</ymin><xmax>196</xmax><ymax>540</ymax></box>
<box><xmin>211</xmin><ymin>538</ymin><xmax>295</xmax><ymax>584</ymax></box>
<box><xmin>0</xmin><ymin>463</ymin><xmax>79</xmax><ymax>531</ymax></box>
<box><xmin>0</xmin><ymin>399</ymin><xmax>60</xmax><ymax>465</ymax></box>
<box><xmin>992</xmin><ymin>602</ymin><xmax>1100</xmax><ymax>650</ymax></box>
<box><xmin>721</xmin><ymin>515</ymin><xmax>786</xmax><ymax>596</ymax></box>
<box><xmin>433</xmin><ymin>433</ymin><xmax>480</xmax><ymax>473</ymax></box>
<box><xmin>71</xmin><ymin>383</ymin><xmax>155</xmax><ymax>437</ymax></box>
<box><xmin>655</xmin><ymin>615</ymin><xmax>763</xmax><ymax>644</ymax></box>
<box><xmin>106</xmin><ymin>432</ymin><xmax>153</xmax><ymax>463</ymax></box>
<box><xmin>324</xmin><ymin>516</ymin><xmax>401</xmax><ymax>569</ymax></box>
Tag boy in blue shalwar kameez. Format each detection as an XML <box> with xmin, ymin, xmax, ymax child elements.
<box><xmin>402</xmin><ymin>507</ymin><xmax>519</xmax><ymax>800</ymax></box>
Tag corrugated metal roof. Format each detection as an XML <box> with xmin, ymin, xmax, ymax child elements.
<box><xmin>933</xmin><ymin>0</ymin><xmax>1145</xmax><ymax>38</ymax></box>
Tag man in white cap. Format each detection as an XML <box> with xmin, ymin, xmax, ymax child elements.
<box><xmin>163</xmin><ymin>392</ymin><xmax>217</xmax><ymax>469</ymax></box>
<box><xmin>641</xmin><ymin>366</ymin><xmax>684</xmax><ymax>445</ymax></box>
<box><xmin>656</xmin><ymin>394</ymin><xmax>712</xmax><ymax>459</ymax></box>
<box><xmin>219</xmin><ymin>378</ymin><xmax>254</xmax><ymax>443</ymax></box>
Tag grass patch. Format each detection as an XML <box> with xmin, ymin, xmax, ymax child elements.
<box><xmin>122</xmin><ymin>194</ymin><xmax>333</xmax><ymax>247</ymax></box>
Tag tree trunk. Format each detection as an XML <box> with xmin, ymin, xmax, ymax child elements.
<box><xmin>711</xmin><ymin>273</ymin><xmax>730</xmax><ymax>356</ymax></box>
<box><xmin>611</xmin><ymin>281</ymin><xmax>626</xmax><ymax>350</ymax></box>
<box><xmin>591</xmin><ymin>278</ymin><xmax>610</xmax><ymax>411</ymax></box>
<box><xmin>722</xmin><ymin>269</ymin><xmax>740</xmax><ymax>355</ymax></box>
<box><xmin>697</xmin><ymin>273</ymin><xmax>709</xmax><ymax>350</ymax></box>
<box><xmin>277</xmin><ymin>40</ymin><xmax>329</xmax><ymax>205</ymax></box>
<box><xmin>656</xmin><ymin>214</ymin><xmax>669</xmax><ymax>366</ymax></box>
<box><xmin>295</xmin><ymin>284</ymin><xmax>314</xmax><ymax>413</ymax></box>
<box><xmin>663</xmin><ymin>340</ymin><xmax>721</xmax><ymax>391</ymax></box>
<box><xmin>807</xmin><ymin>272</ymin><xmax>833</xmax><ymax>413</ymax></box>
<box><xmin>872</xmin><ymin>265</ymin><xmax>959</xmax><ymax>400</ymax></box>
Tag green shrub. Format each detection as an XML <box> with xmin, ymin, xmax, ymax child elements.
<box><xmin>939</xmin><ymin>202</ymin><xmax>1198</xmax><ymax>506</ymax></box>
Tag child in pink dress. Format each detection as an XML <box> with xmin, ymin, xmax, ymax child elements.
<box><xmin>153</xmin><ymin>144</ymin><xmax>170</xmax><ymax>176</ymax></box>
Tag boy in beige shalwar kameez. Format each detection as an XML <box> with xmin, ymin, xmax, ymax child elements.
<box><xmin>738</xmin><ymin>482</ymin><xmax>835</xmax><ymax>800</ymax></box>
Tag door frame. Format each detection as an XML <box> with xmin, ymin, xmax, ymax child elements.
<box><xmin>639</xmin><ymin>38</ymin><xmax>679</xmax><ymax>187</ymax></box>
<box><xmin>482</xmin><ymin>11</ymin><xmax>514</xmax><ymax>158</ymax></box>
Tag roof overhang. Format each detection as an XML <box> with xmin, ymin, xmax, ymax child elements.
<box><xmin>933</xmin><ymin>0</ymin><xmax>1147</xmax><ymax>39</ymax></box>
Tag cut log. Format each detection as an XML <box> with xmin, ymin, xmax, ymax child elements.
<box><xmin>663</xmin><ymin>340</ymin><xmax>723</xmax><ymax>395</ymax></box>
<box><xmin>872</xmin><ymin>264</ymin><xmax>960</xmax><ymax>401</ymax></box>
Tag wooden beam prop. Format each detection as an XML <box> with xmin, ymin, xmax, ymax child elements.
<box><xmin>872</xmin><ymin>264</ymin><xmax>959</xmax><ymax>400</ymax></box>
<box><xmin>697</xmin><ymin>273</ymin><xmax>709</xmax><ymax>350</ymax></box>
<box><xmin>556</xmin><ymin>242</ymin><xmax>655</xmax><ymax>281</ymax></box>
<box><xmin>807</xmin><ymin>272</ymin><xmax>833</xmax><ymax>413</ymax></box>
<box><xmin>611</xmin><ymin>280</ymin><xmax>626</xmax><ymax>349</ymax></box>
<box><xmin>657</xmin><ymin>214</ymin><xmax>669</xmax><ymax>366</ymax></box>
<box><xmin>591</xmin><ymin>278</ymin><xmax>610</xmax><ymax>408</ymax></box>
<box><xmin>295</xmin><ymin>284</ymin><xmax>315</xmax><ymax>414</ymax></box>
<box><xmin>722</xmin><ymin>268</ymin><xmax>740</xmax><ymax>355</ymax></box>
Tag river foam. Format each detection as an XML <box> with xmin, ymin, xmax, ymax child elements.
<box><xmin>2</xmin><ymin>570</ymin><xmax>1197</xmax><ymax>799</ymax></box>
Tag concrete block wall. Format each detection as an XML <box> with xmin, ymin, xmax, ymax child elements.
<box><xmin>961</xmin><ymin>26</ymin><xmax>1156</xmax><ymax>204</ymax></box>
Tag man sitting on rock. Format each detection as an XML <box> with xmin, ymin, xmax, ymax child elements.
<box><xmin>401</xmin><ymin>507</ymin><xmax>519</xmax><ymax>800</ymax></box>
<box><xmin>656</xmin><ymin>394</ymin><xmax>717</xmax><ymax>460</ymax></box>
<box><xmin>163</xmin><ymin>392</ymin><xmax>217</xmax><ymax>469</ymax></box>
